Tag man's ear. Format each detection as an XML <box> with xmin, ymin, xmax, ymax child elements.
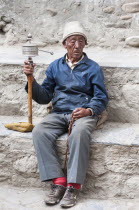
<box><xmin>63</xmin><ymin>40</ymin><xmax>67</xmax><ymax>49</ymax></box>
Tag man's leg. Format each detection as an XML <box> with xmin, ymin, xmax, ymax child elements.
<box><xmin>67</xmin><ymin>116</ymin><xmax>97</xmax><ymax>184</ymax></box>
<box><xmin>32</xmin><ymin>113</ymin><xmax>68</xmax><ymax>182</ymax></box>
<box><xmin>60</xmin><ymin>116</ymin><xmax>97</xmax><ymax>208</ymax></box>
<box><xmin>67</xmin><ymin>115</ymin><xmax>97</xmax><ymax>184</ymax></box>
<box><xmin>32</xmin><ymin>113</ymin><xmax>70</xmax><ymax>205</ymax></box>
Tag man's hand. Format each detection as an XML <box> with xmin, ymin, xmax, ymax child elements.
<box><xmin>72</xmin><ymin>108</ymin><xmax>93</xmax><ymax>120</ymax></box>
<box><xmin>23</xmin><ymin>61</ymin><xmax>35</xmax><ymax>76</ymax></box>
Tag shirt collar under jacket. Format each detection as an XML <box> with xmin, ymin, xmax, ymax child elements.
<box><xmin>62</xmin><ymin>52</ymin><xmax>90</xmax><ymax>67</ymax></box>
<box><xmin>65</xmin><ymin>54</ymin><xmax>84</xmax><ymax>70</ymax></box>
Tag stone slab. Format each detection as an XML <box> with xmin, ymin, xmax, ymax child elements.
<box><xmin>0</xmin><ymin>116</ymin><xmax>41</xmax><ymax>138</ymax></box>
<box><xmin>1</xmin><ymin>116</ymin><xmax>139</xmax><ymax>146</ymax></box>
<box><xmin>0</xmin><ymin>185</ymin><xmax>139</xmax><ymax>210</ymax></box>
<box><xmin>1</xmin><ymin>116</ymin><xmax>139</xmax><ymax>198</ymax></box>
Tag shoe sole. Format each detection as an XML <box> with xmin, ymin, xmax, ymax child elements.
<box><xmin>60</xmin><ymin>201</ymin><xmax>76</xmax><ymax>208</ymax></box>
<box><xmin>45</xmin><ymin>198</ymin><xmax>60</xmax><ymax>205</ymax></box>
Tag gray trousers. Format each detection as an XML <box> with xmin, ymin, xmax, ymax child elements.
<box><xmin>32</xmin><ymin>113</ymin><xmax>97</xmax><ymax>184</ymax></box>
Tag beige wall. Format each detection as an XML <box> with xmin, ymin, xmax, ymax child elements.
<box><xmin>1</xmin><ymin>0</ymin><xmax>139</xmax><ymax>48</ymax></box>
<box><xmin>0</xmin><ymin>64</ymin><xmax>139</xmax><ymax>123</ymax></box>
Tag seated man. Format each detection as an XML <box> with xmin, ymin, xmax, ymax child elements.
<box><xmin>23</xmin><ymin>21</ymin><xmax>108</xmax><ymax>208</ymax></box>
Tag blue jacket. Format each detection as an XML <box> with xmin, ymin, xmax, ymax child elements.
<box><xmin>31</xmin><ymin>53</ymin><xmax>108</xmax><ymax>115</ymax></box>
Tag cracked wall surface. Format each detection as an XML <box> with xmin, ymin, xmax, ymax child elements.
<box><xmin>0</xmin><ymin>64</ymin><xmax>139</xmax><ymax>123</ymax></box>
<box><xmin>1</xmin><ymin>0</ymin><xmax>139</xmax><ymax>48</ymax></box>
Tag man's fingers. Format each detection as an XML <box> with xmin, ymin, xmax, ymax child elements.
<box><xmin>24</xmin><ymin>64</ymin><xmax>35</xmax><ymax>69</ymax></box>
<box><xmin>23</xmin><ymin>67</ymin><xmax>34</xmax><ymax>75</ymax></box>
<box><xmin>72</xmin><ymin>108</ymin><xmax>82</xmax><ymax>113</ymax></box>
<box><xmin>72</xmin><ymin>108</ymin><xmax>84</xmax><ymax>118</ymax></box>
<box><xmin>24</xmin><ymin>61</ymin><xmax>36</xmax><ymax>68</ymax></box>
<box><xmin>72</xmin><ymin>112</ymin><xmax>82</xmax><ymax>120</ymax></box>
<box><xmin>23</xmin><ymin>66</ymin><xmax>34</xmax><ymax>72</ymax></box>
<box><xmin>24</xmin><ymin>60</ymin><xmax>28</xmax><ymax>64</ymax></box>
<box><xmin>23</xmin><ymin>60</ymin><xmax>35</xmax><ymax>76</ymax></box>
<box><xmin>24</xmin><ymin>65</ymin><xmax>33</xmax><ymax>70</ymax></box>
<box><xmin>73</xmin><ymin>111</ymin><xmax>81</xmax><ymax>116</ymax></box>
<box><xmin>72</xmin><ymin>107</ymin><xmax>92</xmax><ymax>120</ymax></box>
<box><xmin>72</xmin><ymin>108</ymin><xmax>92</xmax><ymax>119</ymax></box>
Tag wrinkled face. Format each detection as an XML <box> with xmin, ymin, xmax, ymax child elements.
<box><xmin>63</xmin><ymin>35</ymin><xmax>86</xmax><ymax>62</ymax></box>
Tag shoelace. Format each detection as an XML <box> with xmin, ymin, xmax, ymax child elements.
<box><xmin>50</xmin><ymin>184</ymin><xmax>58</xmax><ymax>196</ymax></box>
<box><xmin>64</xmin><ymin>187</ymin><xmax>75</xmax><ymax>199</ymax></box>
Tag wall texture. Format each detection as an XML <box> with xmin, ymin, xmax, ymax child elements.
<box><xmin>0</xmin><ymin>63</ymin><xmax>139</xmax><ymax>123</ymax></box>
<box><xmin>1</xmin><ymin>0</ymin><xmax>139</xmax><ymax>48</ymax></box>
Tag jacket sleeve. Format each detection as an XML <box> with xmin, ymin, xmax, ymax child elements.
<box><xmin>25</xmin><ymin>64</ymin><xmax>56</xmax><ymax>104</ymax></box>
<box><xmin>85</xmin><ymin>65</ymin><xmax>108</xmax><ymax>115</ymax></box>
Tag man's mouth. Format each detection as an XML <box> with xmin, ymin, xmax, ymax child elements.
<box><xmin>74</xmin><ymin>52</ymin><xmax>80</xmax><ymax>54</ymax></box>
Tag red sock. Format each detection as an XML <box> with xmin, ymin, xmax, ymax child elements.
<box><xmin>67</xmin><ymin>183</ymin><xmax>81</xmax><ymax>189</ymax></box>
<box><xmin>52</xmin><ymin>177</ymin><xmax>67</xmax><ymax>187</ymax></box>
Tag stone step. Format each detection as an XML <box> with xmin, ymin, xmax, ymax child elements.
<box><xmin>1</xmin><ymin>184</ymin><xmax>139</xmax><ymax>210</ymax></box>
<box><xmin>1</xmin><ymin>115</ymin><xmax>139</xmax><ymax>199</ymax></box>
<box><xmin>0</xmin><ymin>46</ymin><xmax>139</xmax><ymax>67</ymax></box>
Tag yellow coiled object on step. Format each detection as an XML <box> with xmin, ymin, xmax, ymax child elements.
<box><xmin>4</xmin><ymin>122</ymin><xmax>34</xmax><ymax>132</ymax></box>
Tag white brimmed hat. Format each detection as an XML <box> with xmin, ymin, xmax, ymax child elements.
<box><xmin>62</xmin><ymin>21</ymin><xmax>87</xmax><ymax>45</ymax></box>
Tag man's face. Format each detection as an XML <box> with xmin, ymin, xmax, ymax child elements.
<box><xmin>63</xmin><ymin>35</ymin><xmax>86</xmax><ymax>62</ymax></box>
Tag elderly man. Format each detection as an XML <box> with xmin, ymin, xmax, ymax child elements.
<box><xmin>23</xmin><ymin>21</ymin><xmax>108</xmax><ymax>208</ymax></box>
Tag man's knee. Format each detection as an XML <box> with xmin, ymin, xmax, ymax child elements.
<box><xmin>72</xmin><ymin>124</ymin><xmax>85</xmax><ymax>136</ymax></box>
<box><xmin>32</xmin><ymin>122</ymin><xmax>55</xmax><ymax>145</ymax></box>
<box><xmin>32</xmin><ymin>123</ymin><xmax>42</xmax><ymax>137</ymax></box>
<box><xmin>73</xmin><ymin>120</ymin><xmax>92</xmax><ymax>134</ymax></box>
<box><xmin>32</xmin><ymin>123</ymin><xmax>47</xmax><ymax>146</ymax></box>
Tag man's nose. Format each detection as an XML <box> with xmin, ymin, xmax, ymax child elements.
<box><xmin>75</xmin><ymin>41</ymin><xmax>80</xmax><ymax>48</ymax></box>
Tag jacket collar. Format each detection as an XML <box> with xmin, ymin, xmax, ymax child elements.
<box><xmin>62</xmin><ymin>52</ymin><xmax>90</xmax><ymax>66</ymax></box>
